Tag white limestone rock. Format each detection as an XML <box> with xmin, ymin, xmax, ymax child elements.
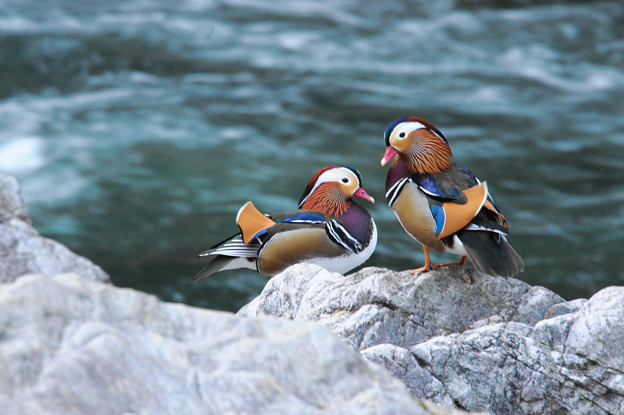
<box><xmin>239</xmin><ymin>264</ymin><xmax>624</xmax><ymax>414</ymax></box>
<box><xmin>0</xmin><ymin>171</ymin><xmax>109</xmax><ymax>283</ymax></box>
<box><xmin>0</xmin><ymin>273</ymin><xmax>451</xmax><ymax>415</ymax></box>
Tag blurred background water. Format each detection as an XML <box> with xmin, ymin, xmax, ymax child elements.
<box><xmin>0</xmin><ymin>0</ymin><xmax>622</xmax><ymax>312</ymax></box>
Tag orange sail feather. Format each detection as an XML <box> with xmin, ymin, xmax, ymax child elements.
<box><xmin>236</xmin><ymin>201</ymin><xmax>276</xmax><ymax>245</ymax></box>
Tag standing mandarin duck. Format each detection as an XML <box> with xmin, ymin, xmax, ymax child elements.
<box><xmin>381</xmin><ymin>116</ymin><xmax>524</xmax><ymax>277</ymax></box>
<box><xmin>192</xmin><ymin>165</ymin><xmax>377</xmax><ymax>281</ymax></box>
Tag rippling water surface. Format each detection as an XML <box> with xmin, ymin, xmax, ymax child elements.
<box><xmin>1</xmin><ymin>0</ymin><xmax>622</xmax><ymax>311</ymax></box>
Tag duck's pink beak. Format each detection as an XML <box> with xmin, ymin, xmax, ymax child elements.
<box><xmin>381</xmin><ymin>146</ymin><xmax>399</xmax><ymax>166</ymax></box>
<box><xmin>353</xmin><ymin>188</ymin><xmax>375</xmax><ymax>203</ymax></box>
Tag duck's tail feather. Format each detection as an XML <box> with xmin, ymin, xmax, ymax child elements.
<box><xmin>192</xmin><ymin>256</ymin><xmax>234</xmax><ymax>281</ymax></box>
<box><xmin>192</xmin><ymin>255</ymin><xmax>256</xmax><ymax>281</ymax></box>
<box><xmin>457</xmin><ymin>230</ymin><xmax>525</xmax><ymax>277</ymax></box>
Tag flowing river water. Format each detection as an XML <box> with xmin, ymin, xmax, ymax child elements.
<box><xmin>1</xmin><ymin>0</ymin><xmax>623</xmax><ymax>311</ymax></box>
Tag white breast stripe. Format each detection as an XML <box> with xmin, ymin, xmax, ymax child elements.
<box><xmin>302</xmin><ymin>221</ymin><xmax>377</xmax><ymax>275</ymax></box>
<box><xmin>386</xmin><ymin>177</ymin><xmax>409</xmax><ymax>206</ymax></box>
<box><xmin>327</xmin><ymin>220</ymin><xmax>363</xmax><ymax>253</ymax></box>
<box><xmin>327</xmin><ymin>222</ymin><xmax>353</xmax><ymax>252</ymax></box>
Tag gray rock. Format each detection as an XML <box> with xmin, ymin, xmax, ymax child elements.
<box><xmin>239</xmin><ymin>264</ymin><xmax>624</xmax><ymax>414</ymax></box>
<box><xmin>544</xmin><ymin>298</ymin><xmax>587</xmax><ymax>319</ymax></box>
<box><xmin>239</xmin><ymin>264</ymin><xmax>564</xmax><ymax>349</ymax></box>
<box><xmin>411</xmin><ymin>289</ymin><xmax>624</xmax><ymax>415</ymax></box>
<box><xmin>0</xmin><ymin>172</ymin><xmax>30</xmax><ymax>223</ymax></box>
<box><xmin>0</xmin><ymin>171</ymin><xmax>109</xmax><ymax>283</ymax></box>
<box><xmin>0</xmin><ymin>272</ymin><xmax>453</xmax><ymax>415</ymax></box>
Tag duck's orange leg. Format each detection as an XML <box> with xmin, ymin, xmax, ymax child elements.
<box><xmin>408</xmin><ymin>248</ymin><xmax>467</xmax><ymax>274</ymax></box>
<box><xmin>408</xmin><ymin>247</ymin><xmax>435</xmax><ymax>273</ymax></box>
<box><xmin>438</xmin><ymin>256</ymin><xmax>467</xmax><ymax>267</ymax></box>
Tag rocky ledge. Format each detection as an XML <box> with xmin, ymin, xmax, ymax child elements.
<box><xmin>239</xmin><ymin>264</ymin><xmax>624</xmax><ymax>414</ymax></box>
<box><xmin>2</xmin><ymin>171</ymin><xmax>622</xmax><ymax>415</ymax></box>
<box><xmin>0</xmin><ymin>171</ymin><xmax>465</xmax><ymax>415</ymax></box>
<box><xmin>0</xmin><ymin>273</ymin><xmax>452</xmax><ymax>415</ymax></box>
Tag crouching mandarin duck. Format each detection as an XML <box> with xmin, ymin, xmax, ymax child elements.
<box><xmin>381</xmin><ymin>116</ymin><xmax>524</xmax><ymax>277</ymax></box>
<box><xmin>192</xmin><ymin>165</ymin><xmax>377</xmax><ymax>281</ymax></box>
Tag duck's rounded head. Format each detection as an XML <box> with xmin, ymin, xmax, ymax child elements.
<box><xmin>298</xmin><ymin>165</ymin><xmax>374</xmax><ymax>216</ymax></box>
<box><xmin>381</xmin><ymin>116</ymin><xmax>452</xmax><ymax>174</ymax></box>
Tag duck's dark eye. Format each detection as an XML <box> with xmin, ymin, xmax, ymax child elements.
<box><xmin>399</xmin><ymin>132</ymin><xmax>406</xmax><ymax>138</ymax></box>
<box><xmin>342</xmin><ymin>178</ymin><xmax>349</xmax><ymax>183</ymax></box>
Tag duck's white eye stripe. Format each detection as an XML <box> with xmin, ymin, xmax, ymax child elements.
<box><xmin>395</xmin><ymin>121</ymin><xmax>427</xmax><ymax>138</ymax></box>
<box><xmin>315</xmin><ymin>168</ymin><xmax>357</xmax><ymax>187</ymax></box>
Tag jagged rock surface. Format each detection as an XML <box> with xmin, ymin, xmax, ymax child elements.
<box><xmin>0</xmin><ymin>272</ymin><xmax>466</xmax><ymax>415</ymax></box>
<box><xmin>239</xmin><ymin>264</ymin><xmax>624</xmax><ymax>415</ymax></box>
<box><xmin>0</xmin><ymin>171</ymin><xmax>109</xmax><ymax>283</ymax></box>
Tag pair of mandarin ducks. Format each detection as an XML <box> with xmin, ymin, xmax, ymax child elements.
<box><xmin>193</xmin><ymin>117</ymin><xmax>524</xmax><ymax>282</ymax></box>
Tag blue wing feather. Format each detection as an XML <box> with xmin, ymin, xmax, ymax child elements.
<box><xmin>276</xmin><ymin>212</ymin><xmax>326</xmax><ymax>223</ymax></box>
<box><xmin>415</xmin><ymin>176</ymin><xmax>463</xmax><ymax>200</ymax></box>
<box><xmin>429</xmin><ymin>204</ymin><xmax>446</xmax><ymax>237</ymax></box>
<box><xmin>412</xmin><ymin>165</ymin><xmax>479</xmax><ymax>202</ymax></box>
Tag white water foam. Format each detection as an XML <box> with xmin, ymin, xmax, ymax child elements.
<box><xmin>0</xmin><ymin>137</ymin><xmax>45</xmax><ymax>173</ymax></box>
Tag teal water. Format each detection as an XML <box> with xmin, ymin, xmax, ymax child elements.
<box><xmin>1</xmin><ymin>0</ymin><xmax>623</xmax><ymax>311</ymax></box>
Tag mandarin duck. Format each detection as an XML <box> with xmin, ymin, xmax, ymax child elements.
<box><xmin>381</xmin><ymin>116</ymin><xmax>524</xmax><ymax>277</ymax></box>
<box><xmin>192</xmin><ymin>165</ymin><xmax>377</xmax><ymax>280</ymax></box>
